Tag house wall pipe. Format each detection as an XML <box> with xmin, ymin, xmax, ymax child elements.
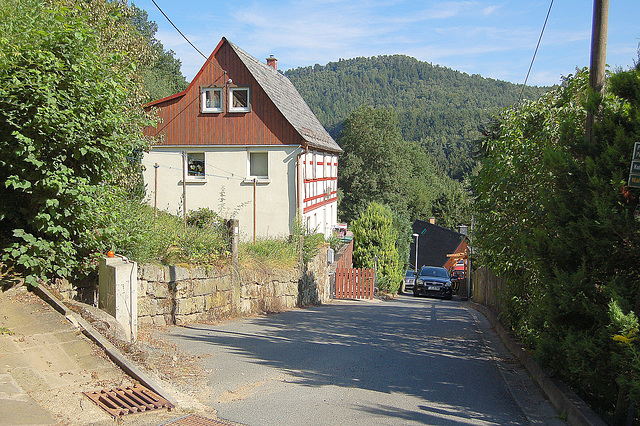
<box><xmin>182</xmin><ymin>151</ymin><xmax>187</xmax><ymax>229</ymax></box>
<box><xmin>154</xmin><ymin>163</ymin><xmax>158</xmax><ymax>228</ymax></box>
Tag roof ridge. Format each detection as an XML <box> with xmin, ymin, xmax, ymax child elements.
<box><xmin>226</xmin><ymin>39</ymin><xmax>342</xmax><ymax>153</ymax></box>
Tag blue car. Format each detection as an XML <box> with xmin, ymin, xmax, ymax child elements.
<box><xmin>413</xmin><ymin>266</ymin><xmax>453</xmax><ymax>299</ymax></box>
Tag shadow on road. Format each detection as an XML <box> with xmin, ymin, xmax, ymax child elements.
<box><xmin>166</xmin><ymin>296</ymin><xmax>525</xmax><ymax>425</ymax></box>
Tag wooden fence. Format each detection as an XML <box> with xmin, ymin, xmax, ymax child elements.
<box><xmin>335</xmin><ymin>238</ymin><xmax>353</xmax><ymax>271</ymax></box>
<box><xmin>471</xmin><ymin>266</ymin><xmax>506</xmax><ymax>316</ymax></box>
<box><xmin>335</xmin><ymin>266</ymin><xmax>375</xmax><ymax>300</ymax></box>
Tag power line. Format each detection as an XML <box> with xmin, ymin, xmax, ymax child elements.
<box><xmin>150</xmin><ymin>0</ymin><xmax>226</xmax><ymax>75</ymax></box>
<box><xmin>519</xmin><ymin>0</ymin><xmax>554</xmax><ymax>102</ymax></box>
<box><xmin>126</xmin><ymin>155</ymin><xmax>245</xmax><ymax>181</ymax></box>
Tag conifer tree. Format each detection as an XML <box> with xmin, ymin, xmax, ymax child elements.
<box><xmin>351</xmin><ymin>202</ymin><xmax>402</xmax><ymax>293</ymax></box>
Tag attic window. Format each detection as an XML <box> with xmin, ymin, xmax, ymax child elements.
<box><xmin>201</xmin><ymin>88</ymin><xmax>222</xmax><ymax>113</ymax></box>
<box><xmin>229</xmin><ymin>87</ymin><xmax>250</xmax><ymax>112</ymax></box>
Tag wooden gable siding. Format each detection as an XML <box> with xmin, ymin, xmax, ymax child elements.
<box><xmin>145</xmin><ymin>41</ymin><xmax>305</xmax><ymax>147</ymax></box>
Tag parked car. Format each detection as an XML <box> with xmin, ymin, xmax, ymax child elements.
<box><xmin>413</xmin><ymin>266</ymin><xmax>453</xmax><ymax>299</ymax></box>
<box><xmin>450</xmin><ymin>261</ymin><xmax>466</xmax><ymax>292</ymax></box>
<box><xmin>403</xmin><ymin>270</ymin><xmax>417</xmax><ymax>292</ymax></box>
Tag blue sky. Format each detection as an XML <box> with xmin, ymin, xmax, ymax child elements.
<box><xmin>133</xmin><ymin>0</ymin><xmax>639</xmax><ymax>87</ymax></box>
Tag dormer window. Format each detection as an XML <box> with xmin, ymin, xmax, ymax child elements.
<box><xmin>229</xmin><ymin>87</ymin><xmax>250</xmax><ymax>112</ymax></box>
<box><xmin>201</xmin><ymin>87</ymin><xmax>222</xmax><ymax>113</ymax></box>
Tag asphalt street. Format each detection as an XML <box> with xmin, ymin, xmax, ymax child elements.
<box><xmin>160</xmin><ymin>294</ymin><xmax>564</xmax><ymax>425</ymax></box>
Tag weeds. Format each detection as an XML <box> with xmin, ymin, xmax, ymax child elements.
<box><xmin>85</xmin><ymin>187</ymin><xmax>229</xmax><ymax>266</ymax></box>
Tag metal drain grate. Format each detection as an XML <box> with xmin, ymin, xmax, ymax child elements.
<box><xmin>161</xmin><ymin>414</ymin><xmax>240</xmax><ymax>425</ymax></box>
<box><xmin>83</xmin><ymin>384</ymin><xmax>174</xmax><ymax>418</ymax></box>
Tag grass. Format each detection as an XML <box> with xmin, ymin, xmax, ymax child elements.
<box><xmin>90</xmin><ymin>187</ymin><xmax>329</xmax><ymax>270</ymax></box>
<box><xmin>239</xmin><ymin>238</ymin><xmax>299</xmax><ymax>270</ymax></box>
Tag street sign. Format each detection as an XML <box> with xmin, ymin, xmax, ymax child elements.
<box><xmin>629</xmin><ymin>142</ymin><xmax>640</xmax><ymax>188</ymax></box>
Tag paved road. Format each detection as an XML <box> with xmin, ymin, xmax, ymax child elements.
<box><xmin>162</xmin><ymin>295</ymin><xmax>563</xmax><ymax>425</ymax></box>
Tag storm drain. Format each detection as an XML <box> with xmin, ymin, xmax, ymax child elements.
<box><xmin>83</xmin><ymin>384</ymin><xmax>174</xmax><ymax>418</ymax></box>
<box><xmin>161</xmin><ymin>414</ymin><xmax>240</xmax><ymax>425</ymax></box>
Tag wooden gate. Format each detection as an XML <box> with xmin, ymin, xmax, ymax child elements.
<box><xmin>335</xmin><ymin>266</ymin><xmax>375</xmax><ymax>300</ymax></box>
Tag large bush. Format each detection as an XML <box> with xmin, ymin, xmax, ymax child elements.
<box><xmin>351</xmin><ymin>202</ymin><xmax>402</xmax><ymax>294</ymax></box>
<box><xmin>473</xmin><ymin>63</ymin><xmax>640</xmax><ymax>419</ymax></box>
<box><xmin>0</xmin><ymin>0</ymin><xmax>154</xmax><ymax>284</ymax></box>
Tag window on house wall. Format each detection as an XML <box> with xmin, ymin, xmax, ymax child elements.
<box><xmin>329</xmin><ymin>154</ymin><xmax>335</xmax><ymax>178</ymax></box>
<box><xmin>248</xmin><ymin>152</ymin><xmax>268</xmax><ymax>179</ymax></box>
<box><xmin>229</xmin><ymin>87</ymin><xmax>250</xmax><ymax>112</ymax></box>
<box><xmin>187</xmin><ymin>153</ymin><xmax>205</xmax><ymax>178</ymax></box>
<box><xmin>201</xmin><ymin>88</ymin><xmax>222</xmax><ymax>113</ymax></box>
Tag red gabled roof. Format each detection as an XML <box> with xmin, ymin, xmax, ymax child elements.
<box><xmin>144</xmin><ymin>37</ymin><xmax>341</xmax><ymax>153</ymax></box>
<box><xmin>145</xmin><ymin>38</ymin><xmax>227</xmax><ymax>109</ymax></box>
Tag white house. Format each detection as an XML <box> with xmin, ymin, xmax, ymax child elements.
<box><xmin>142</xmin><ymin>38</ymin><xmax>342</xmax><ymax>240</ymax></box>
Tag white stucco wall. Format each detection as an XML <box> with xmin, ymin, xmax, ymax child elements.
<box><xmin>142</xmin><ymin>146</ymin><xmax>300</xmax><ymax>240</ymax></box>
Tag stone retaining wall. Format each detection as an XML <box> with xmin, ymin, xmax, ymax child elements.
<box><xmin>137</xmin><ymin>243</ymin><xmax>331</xmax><ymax>327</ymax></box>
<box><xmin>44</xmin><ymin>243</ymin><xmax>332</xmax><ymax>327</ymax></box>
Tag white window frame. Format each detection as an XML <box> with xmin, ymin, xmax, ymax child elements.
<box><xmin>186</xmin><ymin>152</ymin><xmax>206</xmax><ymax>181</ymax></box>
<box><xmin>200</xmin><ymin>87</ymin><xmax>223</xmax><ymax>113</ymax></box>
<box><xmin>246</xmin><ymin>151</ymin><xmax>269</xmax><ymax>181</ymax></box>
<box><xmin>229</xmin><ymin>87</ymin><xmax>250</xmax><ymax>112</ymax></box>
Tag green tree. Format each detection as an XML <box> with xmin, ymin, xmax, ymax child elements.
<box><xmin>351</xmin><ymin>202</ymin><xmax>402</xmax><ymax>294</ymax></box>
<box><xmin>0</xmin><ymin>0</ymin><xmax>154</xmax><ymax>284</ymax></box>
<box><xmin>337</xmin><ymin>105</ymin><xmax>471</xmax><ymax>228</ymax></box>
<box><xmin>286</xmin><ymin>54</ymin><xmax>551</xmax><ymax>181</ymax></box>
<box><xmin>472</xmin><ymin>62</ymin><xmax>640</xmax><ymax>419</ymax></box>
<box><xmin>129</xmin><ymin>5</ymin><xmax>189</xmax><ymax>101</ymax></box>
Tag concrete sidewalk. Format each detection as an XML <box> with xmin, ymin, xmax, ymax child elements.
<box><xmin>0</xmin><ymin>284</ymin><xmax>199</xmax><ymax>425</ymax></box>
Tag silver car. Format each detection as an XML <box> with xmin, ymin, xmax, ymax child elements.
<box><xmin>403</xmin><ymin>270</ymin><xmax>416</xmax><ymax>292</ymax></box>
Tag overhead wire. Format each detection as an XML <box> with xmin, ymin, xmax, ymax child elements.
<box><xmin>518</xmin><ymin>0</ymin><xmax>554</xmax><ymax>103</ymax></box>
<box><xmin>125</xmin><ymin>155</ymin><xmax>245</xmax><ymax>182</ymax></box>
<box><xmin>150</xmin><ymin>0</ymin><xmax>227</xmax><ymax>75</ymax></box>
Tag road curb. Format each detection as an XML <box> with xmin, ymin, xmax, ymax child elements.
<box><xmin>32</xmin><ymin>283</ymin><xmax>180</xmax><ymax>407</ymax></box>
<box><xmin>467</xmin><ymin>300</ymin><xmax>607</xmax><ymax>426</ymax></box>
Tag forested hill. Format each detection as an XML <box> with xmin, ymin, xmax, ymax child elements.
<box><xmin>285</xmin><ymin>55</ymin><xmax>552</xmax><ymax>180</ymax></box>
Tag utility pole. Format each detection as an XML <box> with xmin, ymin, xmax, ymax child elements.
<box><xmin>585</xmin><ymin>0</ymin><xmax>609</xmax><ymax>144</ymax></box>
<box><xmin>154</xmin><ymin>163</ymin><xmax>159</xmax><ymax>228</ymax></box>
<box><xmin>182</xmin><ymin>151</ymin><xmax>187</xmax><ymax>230</ymax></box>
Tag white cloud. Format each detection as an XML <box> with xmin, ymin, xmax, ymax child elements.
<box><xmin>142</xmin><ymin>0</ymin><xmax>639</xmax><ymax>86</ymax></box>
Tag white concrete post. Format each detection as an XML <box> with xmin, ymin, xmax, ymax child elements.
<box><xmin>98</xmin><ymin>254</ymin><xmax>138</xmax><ymax>342</ymax></box>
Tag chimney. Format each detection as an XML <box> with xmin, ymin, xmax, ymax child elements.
<box><xmin>266</xmin><ymin>55</ymin><xmax>278</xmax><ymax>70</ymax></box>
